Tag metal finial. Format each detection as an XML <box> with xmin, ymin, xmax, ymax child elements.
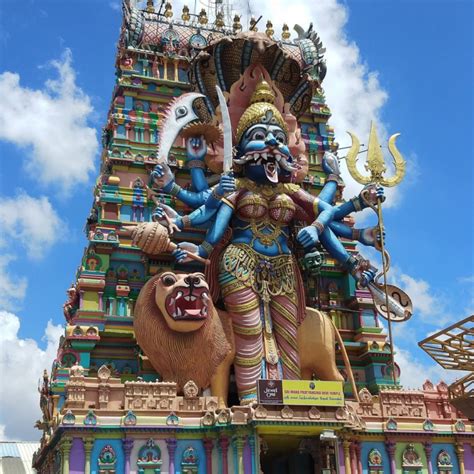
<box><xmin>181</xmin><ymin>5</ymin><xmax>190</xmax><ymax>22</ymax></box>
<box><xmin>215</xmin><ymin>11</ymin><xmax>225</xmax><ymax>29</ymax></box>
<box><xmin>163</xmin><ymin>1</ymin><xmax>173</xmax><ymax>18</ymax></box>
<box><xmin>146</xmin><ymin>0</ymin><xmax>155</xmax><ymax>13</ymax></box>
<box><xmin>198</xmin><ymin>8</ymin><xmax>208</xmax><ymax>25</ymax></box>
<box><xmin>265</xmin><ymin>20</ymin><xmax>274</xmax><ymax>38</ymax></box>
<box><xmin>233</xmin><ymin>14</ymin><xmax>242</xmax><ymax>33</ymax></box>
<box><xmin>250</xmin><ymin>17</ymin><xmax>258</xmax><ymax>32</ymax></box>
<box><xmin>282</xmin><ymin>23</ymin><xmax>291</xmax><ymax>40</ymax></box>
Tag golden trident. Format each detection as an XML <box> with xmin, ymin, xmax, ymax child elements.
<box><xmin>346</xmin><ymin>122</ymin><xmax>408</xmax><ymax>385</ymax></box>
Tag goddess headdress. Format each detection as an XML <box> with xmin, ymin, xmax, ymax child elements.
<box><xmin>235</xmin><ymin>79</ymin><xmax>288</xmax><ymax>143</ymax></box>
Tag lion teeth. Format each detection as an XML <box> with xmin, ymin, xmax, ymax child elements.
<box><xmin>261</xmin><ymin>152</ymin><xmax>268</xmax><ymax>160</ymax></box>
<box><xmin>184</xmin><ymin>295</ymin><xmax>197</xmax><ymax>302</ymax></box>
<box><xmin>175</xmin><ymin>307</ymin><xmax>182</xmax><ymax>317</ymax></box>
<box><xmin>253</xmin><ymin>153</ymin><xmax>260</xmax><ymax>160</ymax></box>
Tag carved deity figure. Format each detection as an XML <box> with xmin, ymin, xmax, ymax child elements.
<box><xmin>149</xmin><ymin>78</ymin><xmax>385</xmax><ymax>403</ymax></box>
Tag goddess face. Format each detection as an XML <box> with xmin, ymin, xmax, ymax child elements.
<box><xmin>236</xmin><ymin>112</ymin><xmax>295</xmax><ymax>184</ymax></box>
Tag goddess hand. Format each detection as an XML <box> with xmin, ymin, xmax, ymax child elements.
<box><xmin>360</xmin><ymin>184</ymin><xmax>385</xmax><ymax>207</ymax></box>
<box><xmin>150</xmin><ymin>162</ymin><xmax>174</xmax><ymax>191</ymax></box>
<box><xmin>152</xmin><ymin>206</ymin><xmax>165</xmax><ymax>221</ymax></box>
<box><xmin>172</xmin><ymin>242</ymin><xmax>199</xmax><ymax>263</ymax></box>
<box><xmin>216</xmin><ymin>173</ymin><xmax>236</xmax><ymax>196</ymax></box>
<box><xmin>322</xmin><ymin>151</ymin><xmax>341</xmax><ymax>177</ymax></box>
<box><xmin>359</xmin><ymin>267</ymin><xmax>377</xmax><ymax>287</ymax></box>
<box><xmin>186</xmin><ymin>136</ymin><xmax>207</xmax><ymax>161</ymax></box>
<box><xmin>297</xmin><ymin>225</ymin><xmax>320</xmax><ymax>249</ymax></box>
<box><xmin>358</xmin><ymin>226</ymin><xmax>386</xmax><ymax>249</ymax></box>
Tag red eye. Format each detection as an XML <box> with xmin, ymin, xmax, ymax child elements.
<box><xmin>161</xmin><ymin>274</ymin><xmax>176</xmax><ymax>286</ymax></box>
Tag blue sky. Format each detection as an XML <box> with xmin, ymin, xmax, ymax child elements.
<box><xmin>0</xmin><ymin>0</ymin><xmax>472</xmax><ymax>440</ymax></box>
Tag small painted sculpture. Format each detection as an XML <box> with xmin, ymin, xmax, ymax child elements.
<box><xmin>63</xmin><ymin>284</ymin><xmax>79</xmax><ymax>323</ymax></box>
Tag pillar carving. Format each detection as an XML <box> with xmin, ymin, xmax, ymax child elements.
<box><xmin>83</xmin><ymin>437</ymin><xmax>94</xmax><ymax>474</ymax></box>
<box><xmin>203</xmin><ymin>438</ymin><xmax>214</xmax><ymax>474</ymax></box>
<box><xmin>455</xmin><ymin>443</ymin><xmax>465</xmax><ymax>474</ymax></box>
<box><xmin>342</xmin><ymin>439</ymin><xmax>352</xmax><ymax>474</ymax></box>
<box><xmin>423</xmin><ymin>441</ymin><xmax>433</xmax><ymax>474</ymax></box>
<box><xmin>98</xmin><ymin>291</ymin><xmax>103</xmax><ymax>311</ymax></box>
<box><xmin>248</xmin><ymin>434</ymin><xmax>257</xmax><ymax>474</ymax></box>
<box><xmin>232</xmin><ymin>435</ymin><xmax>246</xmax><ymax>474</ymax></box>
<box><xmin>385</xmin><ymin>440</ymin><xmax>396</xmax><ymax>474</ymax></box>
<box><xmin>350</xmin><ymin>442</ymin><xmax>357</xmax><ymax>474</ymax></box>
<box><xmin>354</xmin><ymin>441</ymin><xmax>362</xmax><ymax>474</ymax></box>
<box><xmin>123</xmin><ymin>438</ymin><xmax>134</xmax><ymax>474</ymax></box>
<box><xmin>166</xmin><ymin>438</ymin><xmax>177</xmax><ymax>474</ymax></box>
<box><xmin>60</xmin><ymin>437</ymin><xmax>73</xmax><ymax>474</ymax></box>
<box><xmin>219</xmin><ymin>435</ymin><xmax>230</xmax><ymax>474</ymax></box>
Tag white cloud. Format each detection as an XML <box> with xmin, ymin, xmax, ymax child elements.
<box><xmin>0</xmin><ymin>311</ymin><xmax>63</xmax><ymax>441</ymax></box>
<box><xmin>0</xmin><ymin>49</ymin><xmax>98</xmax><ymax>192</ymax></box>
<box><xmin>389</xmin><ymin>267</ymin><xmax>457</xmax><ymax>326</ymax></box>
<box><xmin>396</xmin><ymin>345</ymin><xmax>462</xmax><ymax>390</ymax></box>
<box><xmin>0</xmin><ymin>191</ymin><xmax>64</xmax><ymax>259</ymax></box>
<box><xmin>0</xmin><ymin>255</ymin><xmax>27</xmax><ymax>310</ymax></box>
<box><xmin>109</xmin><ymin>0</ymin><xmax>121</xmax><ymax>11</ymax></box>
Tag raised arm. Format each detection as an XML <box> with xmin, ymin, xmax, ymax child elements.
<box><xmin>173</xmin><ymin>200</ymin><xmax>234</xmax><ymax>262</ymax></box>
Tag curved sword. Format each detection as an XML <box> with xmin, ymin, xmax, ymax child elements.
<box><xmin>215</xmin><ymin>85</ymin><xmax>233</xmax><ymax>175</ymax></box>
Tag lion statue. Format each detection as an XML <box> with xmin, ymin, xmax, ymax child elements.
<box><xmin>134</xmin><ymin>271</ymin><xmax>356</xmax><ymax>407</ymax></box>
<box><xmin>134</xmin><ymin>271</ymin><xmax>235</xmax><ymax>407</ymax></box>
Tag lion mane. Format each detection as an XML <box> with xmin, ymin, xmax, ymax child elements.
<box><xmin>134</xmin><ymin>273</ymin><xmax>232</xmax><ymax>391</ymax></box>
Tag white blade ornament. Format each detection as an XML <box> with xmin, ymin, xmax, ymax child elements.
<box><xmin>215</xmin><ymin>85</ymin><xmax>233</xmax><ymax>175</ymax></box>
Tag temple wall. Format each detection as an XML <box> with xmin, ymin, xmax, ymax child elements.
<box><xmin>91</xmin><ymin>438</ymin><xmax>125</xmax><ymax>474</ymax></box>
<box><xmin>69</xmin><ymin>437</ymin><xmax>85</xmax><ymax>474</ymax></box>
<box><xmin>463</xmin><ymin>443</ymin><xmax>474</xmax><ymax>474</ymax></box>
<box><xmin>129</xmin><ymin>438</ymin><xmax>169</xmax><ymax>474</ymax></box>
<box><xmin>360</xmin><ymin>441</ymin><xmax>390</xmax><ymax>474</ymax></box>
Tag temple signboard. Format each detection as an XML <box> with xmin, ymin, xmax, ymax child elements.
<box><xmin>258</xmin><ymin>380</ymin><xmax>344</xmax><ymax>406</ymax></box>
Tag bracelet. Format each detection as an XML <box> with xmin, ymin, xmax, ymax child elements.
<box><xmin>211</xmin><ymin>187</ymin><xmax>224</xmax><ymax>200</ymax></box>
<box><xmin>350</xmin><ymin>196</ymin><xmax>362</xmax><ymax>212</ymax></box>
<box><xmin>187</xmin><ymin>160</ymin><xmax>206</xmax><ymax>169</ymax></box>
<box><xmin>169</xmin><ymin>183</ymin><xmax>181</xmax><ymax>197</ymax></box>
<box><xmin>311</xmin><ymin>221</ymin><xmax>325</xmax><ymax>235</ymax></box>
<box><xmin>201</xmin><ymin>241</ymin><xmax>214</xmax><ymax>255</ymax></box>
<box><xmin>352</xmin><ymin>229</ymin><xmax>361</xmax><ymax>241</ymax></box>
<box><xmin>181</xmin><ymin>215</ymin><xmax>191</xmax><ymax>228</ymax></box>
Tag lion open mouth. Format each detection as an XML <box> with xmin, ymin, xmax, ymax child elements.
<box><xmin>165</xmin><ymin>287</ymin><xmax>209</xmax><ymax>321</ymax></box>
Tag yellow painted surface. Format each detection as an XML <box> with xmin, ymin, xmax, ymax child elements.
<box><xmin>83</xmin><ymin>292</ymin><xmax>99</xmax><ymax>311</ymax></box>
<box><xmin>282</xmin><ymin>380</ymin><xmax>344</xmax><ymax>406</ymax></box>
<box><xmin>256</xmin><ymin>423</ymin><xmax>343</xmax><ymax>436</ymax></box>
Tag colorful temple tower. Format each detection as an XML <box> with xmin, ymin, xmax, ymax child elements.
<box><xmin>33</xmin><ymin>2</ymin><xmax>473</xmax><ymax>473</ymax></box>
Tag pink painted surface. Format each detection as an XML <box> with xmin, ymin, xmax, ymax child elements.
<box><xmin>464</xmin><ymin>442</ymin><xmax>474</xmax><ymax>473</ymax></box>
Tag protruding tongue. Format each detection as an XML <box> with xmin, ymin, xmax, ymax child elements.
<box><xmin>264</xmin><ymin>162</ymin><xmax>278</xmax><ymax>183</ymax></box>
<box><xmin>184</xmin><ymin>308</ymin><xmax>202</xmax><ymax>317</ymax></box>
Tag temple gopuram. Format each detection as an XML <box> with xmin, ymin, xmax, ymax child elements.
<box><xmin>33</xmin><ymin>1</ymin><xmax>473</xmax><ymax>473</ymax></box>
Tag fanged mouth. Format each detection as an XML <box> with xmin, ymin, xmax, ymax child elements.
<box><xmin>234</xmin><ymin>148</ymin><xmax>296</xmax><ymax>183</ymax></box>
<box><xmin>165</xmin><ymin>287</ymin><xmax>209</xmax><ymax>321</ymax></box>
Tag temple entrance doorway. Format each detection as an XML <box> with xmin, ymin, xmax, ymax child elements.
<box><xmin>259</xmin><ymin>435</ymin><xmax>339</xmax><ymax>474</ymax></box>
